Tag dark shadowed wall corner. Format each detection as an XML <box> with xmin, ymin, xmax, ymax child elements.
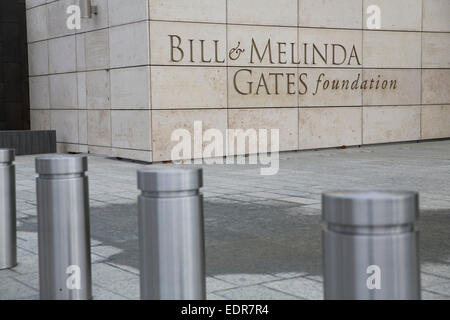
<box><xmin>0</xmin><ymin>0</ymin><xmax>30</xmax><ymax>130</ymax></box>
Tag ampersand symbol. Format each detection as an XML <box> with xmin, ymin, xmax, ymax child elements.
<box><xmin>229</xmin><ymin>42</ymin><xmax>245</xmax><ymax>61</ymax></box>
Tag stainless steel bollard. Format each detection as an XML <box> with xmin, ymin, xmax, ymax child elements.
<box><xmin>0</xmin><ymin>149</ymin><xmax>17</xmax><ymax>270</ymax></box>
<box><xmin>137</xmin><ymin>167</ymin><xmax>206</xmax><ymax>300</ymax></box>
<box><xmin>322</xmin><ymin>191</ymin><xmax>421</xmax><ymax>300</ymax></box>
<box><xmin>36</xmin><ymin>155</ymin><xmax>92</xmax><ymax>300</ymax></box>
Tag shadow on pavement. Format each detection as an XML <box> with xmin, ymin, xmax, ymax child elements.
<box><xmin>18</xmin><ymin>200</ymin><xmax>450</xmax><ymax>277</ymax></box>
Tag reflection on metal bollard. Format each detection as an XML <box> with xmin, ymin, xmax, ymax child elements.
<box><xmin>322</xmin><ymin>190</ymin><xmax>421</xmax><ymax>300</ymax></box>
<box><xmin>0</xmin><ymin>149</ymin><xmax>17</xmax><ymax>270</ymax></box>
<box><xmin>36</xmin><ymin>155</ymin><xmax>92</xmax><ymax>300</ymax></box>
<box><xmin>137</xmin><ymin>167</ymin><xmax>206</xmax><ymax>300</ymax></box>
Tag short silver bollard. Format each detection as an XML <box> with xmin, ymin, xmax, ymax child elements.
<box><xmin>137</xmin><ymin>167</ymin><xmax>206</xmax><ymax>300</ymax></box>
<box><xmin>36</xmin><ymin>155</ymin><xmax>92</xmax><ymax>300</ymax></box>
<box><xmin>0</xmin><ymin>149</ymin><xmax>17</xmax><ymax>270</ymax></box>
<box><xmin>322</xmin><ymin>191</ymin><xmax>421</xmax><ymax>300</ymax></box>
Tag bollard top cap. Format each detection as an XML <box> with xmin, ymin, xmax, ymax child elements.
<box><xmin>35</xmin><ymin>154</ymin><xmax>87</xmax><ymax>175</ymax></box>
<box><xmin>137</xmin><ymin>166</ymin><xmax>203</xmax><ymax>192</ymax></box>
<box><xmin>322</xmin><ymin>190</ymin><xmax>419</xmax><ymax>226</ymax></box>
<box><xmin>0</xmin><ymin>149</ymin><xmax>15</xmax><ymax>163</ymax></box>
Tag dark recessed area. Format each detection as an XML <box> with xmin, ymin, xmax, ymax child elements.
<box><xmin>0</xmin><ymin>0</ymin><xmax>29</xmax><ymax>131</ymax></box>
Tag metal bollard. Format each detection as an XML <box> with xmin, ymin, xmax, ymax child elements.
<box><xmin>0</xmin><ymin>149</ymin><xmax>17</xmax><ymax>270</ymax></box>
<box><xmin>137</xmin><ymin>167</ymin><xmax>206</xmax><ymax>300</ymax></box>
<box><xmin>35</xmin><ymin>155</ymin><xmax>92</xmax><ymax>300</ymax></box>
<box><xmin>322</xmin><ymin>190</ymin><xmax>421</xmax><ymax>300</ymax></box>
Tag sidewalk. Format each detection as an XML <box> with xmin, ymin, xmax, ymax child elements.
<box><xmin>1</xmin><ymin>140</ymin><xmax>450</xmax><ymax>300</ymax></box>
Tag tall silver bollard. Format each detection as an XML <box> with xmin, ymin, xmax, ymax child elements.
<box><xmin>322</xmin><ymin>191</ymin><xmax>421</xmax><ymax>300</ymax></box>
<box><xmin>36</xmin><ymin>155</ymin><xmax>92</xmax><ymax>300</ymax></box>
<box><xmin>0</xmin><ymin>149</ymin><xmax>17</xmax><ymax>270</ymax></box>
<box><xmin>137</xmin><ymin>167</ymin><xmax>206</xmax><ymax>300</ymax></box>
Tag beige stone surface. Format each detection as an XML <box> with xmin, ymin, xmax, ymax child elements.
<box><xmin>78</xmin><ymin>145</ymin><xmax>88</xmax><ymax>153</ymax></box>
<box><xmin>422</xmin><ymin>33</ymin><xmax>450</xmax><ymax>68</ymax></box>
<box><xmin>49</xmin><ymin>73</ymin><xmax>78</xmax><ymax>109</ymax></box>
<box><xmin>29</xmin><ymin>76</ymin><xmax>49</xmax><ymax>109</ymax></box>
<box><xmin>109</xmin><ymin>21</ymin><xmax>150</xmax><ymax>68</ymax></box>
<box><xmin>228</xmin><ymin>67</ymin><xmax>298</xmax><ymax>108</ymax></box>
<box><xmin>76</xmin><ymin>33</ymin><xmax>86</xmax><ymax>71</ymax></box>
<box><xmin>77</xmin><ymin>72</ymin><xmax>87</xmax><ymax>109</ymax></box>
<box><xmin>51</xmin><ymin>110</ymin><xmax>79</xmax><ymax>144</ymax></box>
<box><xmin>423</xmin><ymin>0</ymin><xmax>450</xmax><ymax>32</ymax></box>
<box><xmin>78</xmin><ymin>110</ymin><xmax>88</xmax><ymax>144</ymax></box>
<box><xmin>298</xmin><ymin>28</ymin><xmax>362</xmax><ymax>68</ymax></box>
<box><xmin>228</xmin><ymin>25</ymin><xmax>298</xmax><ymax>67</ymax></box>
<box><xmin>58</xmin><ymin>143</ymin><xmax>77</xmax><ymax>154</ymax></box>
<box><xmin>112</xmin><ymin>148</ymin><xmax>152</xmax><ymax>162</ymax></box>
<box><xmin>108</xmin><ymin>0</ymin><xmax>148</xmax><ymax>27</ymax></box>
<box><xmin>299</xmin><ymin>68</ymin><xmax>362</xmax><ymax>107</ymax></box>
<box><xmin>30</xmin><ymin>110</ymin><xmax>50</xmax><ymax>130</ymax></box>
<box><xmin>363</xmin><ymin>106</ymin><xmax>421</xmax><ymax>144</ymax></box>
<box><xmin>150</xmin><ymin>21</ymin><xmax>226</xmax><ymax>66</ymax></box>
<box><xmin>77</xmin><ymin>0</ymin><xmax>109</xmax><ymax>33</ymax></box>
<box><xmin>88</xmin><ymin>145</ymin><xmax>112</xmax><ymax>157</ymax></box>
<box><xmin>49</xmin><ymin>35</ymin><xmax>76</xmax><ymax>73</ymax></box>
<box><xmin>421</xmin><ymin>105</ymin><xmax>450</xmax><ymax>139</ymax></box>
<box><xmin>152</xmin><ymin>109</ymin><xmax>227</xmax><ymax>161</ymax></box>
<box><xmin>229</xmin><ymin>108</ymin><xmax>298</xmax><ymax>152</ymax></box>
<box><xmin>87</xmin><ymin>110</ymin><xmax>111</xmax><ymax>147</ymax></box>
<box><xmin>111</xmin><ymin>110</ymin><xmax>151</xmax><ymax>150</ymax></box>
<box><xmin>46</xmin><ymin>0</ymin><xmax>76</xmax><ymax>38</ymax></box>
<box><xmin>85</xmin><ymin>29</ymin><xmax>110</xmax><ymax>70</ymax></box>
<box><xmin>111</xmin><ymin>66</ymin><xmax>151</xmax><ymax>110</ymax></box>
<box><xmin>363</xmin><ymin>0</ymin><xmax>422</xmax><ymax>31</ymax></box>
<box><xmin>299</xmin><ymin>107</ymin><xmax>362</xmax><ymax>149</ymax></box>
<box><xmin>152</xmin><ymin>66</ymin><xmax>226</xmax><ymax>109</ymax></box>
<box><xmin>149</xmin><ymin>0</ymin><xmax>226</xmax><ymax>23</ymax></box>
<box><xmin>422</xmin><ymin>70</ymin><xmax>450</xmax><ymax>105</ymax></box>
<box><xmin>228</xmin><ymin>0</ymin><xmax>297</xmax><ymax>26</ymax></box>
<box><xmin>57</xmin><ymin>143</ymin><xmax>81</xmax><ymax>154</ymax></box>
<box><xmin>299</xmin><ymin>0</ymin><xmax>362</xmax><ymax>29</ymax></box>
<box><xmin>363</xmin><ymin>69</ymin><xmax>421</xmax><ymax>106</ymax></box>
<box><xmin>363</xmin><ymin>31</ymin><xmax>421</xmax><ymax>68</ymax></box>
<box><xmin>28</xmin><ymin>41</ymin><xmax>48</xmax><ymax>76</ymax></box>
<box><xmin>26</xmin><ymin>5</ymin><xmax>47</xmax><ymax>42</ymax></box>
<box><xmin>86</xmin><ymin>70</ymin><xmax>110</xmax><ymax>110</ymax></box>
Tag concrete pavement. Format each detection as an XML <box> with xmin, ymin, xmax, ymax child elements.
<box><xmin>1</xmin><ymin>140</ymin><xmax>450</xmax><ymax>300</ymax></box>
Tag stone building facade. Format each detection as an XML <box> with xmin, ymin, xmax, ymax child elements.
<box><xmin>26</xmin><ymin>0</ymin><xmax>450</xmax><ymax>162</ymax></box>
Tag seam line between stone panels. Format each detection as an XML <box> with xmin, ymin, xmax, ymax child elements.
<box><xmin>297</xmin><ymin>0</ymin><xmax>300</xmax><ymax>152</ymax></box>
<box><xmin>361</xmin><ymin>0</ymin><xmax>364</xmax><ymax>147</ymax></box>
